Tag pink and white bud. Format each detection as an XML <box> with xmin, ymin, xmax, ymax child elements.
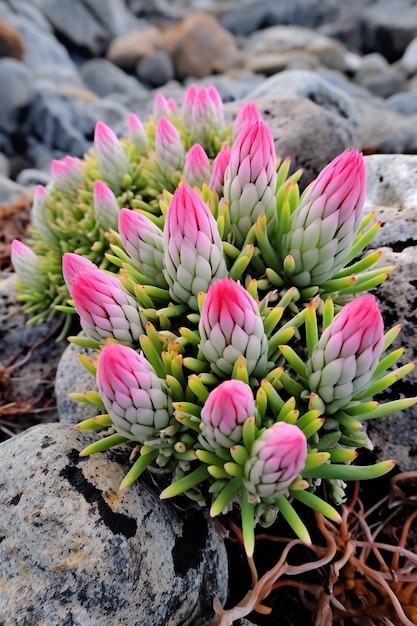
<box><xmin>182</xmin><ymin>84</ymin><xmax>225</xmax><ymax>146</ymax></box>
<box><xmin>223</xmin><ymin>121</ymin><xmax>277</xmax><ymax>247</ymax></box>
<box><xmin>118</xmin><ymin>209</ymin><xmax>166</xmax><ymax>288</ymax></box>
<box><xmin>50</xmin><ymin>156</ymin><xmax>83</xmax><ymax>192</ymax></box>
<box><xmin>183</xmin><ymin>144</ymin><xmax>211</xmax><ymax>188</ymax></box>
<box><xmin>11</xmin><ymin>240</ymin><xmax>43</xmax><ymax>289</ymax></box>
<box><xmin>281</xmin><ymin>149</ymin><xmax>367</xmax><ymax>287</ymax></box>
<box><xmin>306</xmin><ymin>294</ymin><xmax>385</xmax><ymax>414</ymax></box>
<box><xmin>243</xmin><ymin>422</ymin><xmax>307</xmax><ymax>503</ymax></box>
<box><xmin>93</xmin><ymin>180</ymin><xmax>120</xmax><ymax>232</ymax></box>
<box><xmin>97</xmin><ymin>343</ymin><xmax>172</xmax><ymax>442</ymax></box>
<box><xmin>232</xmin><ymin>101</ymin><xmax>263</xmax><ymax>140</ymax></box>
<box><xmin>153</xmin><ymin>92</ymin><xmax>177</xmax><ymax>120</ymax></box>
<box><xmin>199</xmin><ymin>278</ymin><xmax>268</xmax><ymax>378</ymax></box>
<box><xmin>62</xmin><ymin>252</ymin><xmax>98</xmax><ymax>291</ymax></box>
<box><xmin>94</xmin><ymin>121</ymin><xmax>131</xmax><ymax>188</ymax></box>
<box><xmin>31</xmin><ymin>185</ymin><xmax>57</xmax><ymax>244</ymax></box>
<box><xmin>155</xmin><ymin>117</ymin><xmax>185</xmax><ymax>172</ymax></box>
<box><xmin>200</xmin><ymin>380</ymin><xmax>256</xmax><ymax>449</ymax></box>
<box><xmin>69</xmin><ymin>266</ymin><xmax>144</xmax><ymax>344</ymax></box>
<box><xmin>209</xmin><ymin>144</ymin><xmax>231</xmax><ymax>195</ymax></box>
<box><xmin>127</xmin><ymin>113</ymin><xmax>148</xmax><ymax>154</ymax></box>
<box><xmin>164</xmin><ymin>183</ymin><xmax>227</xmax><ymax>310</ymax></box>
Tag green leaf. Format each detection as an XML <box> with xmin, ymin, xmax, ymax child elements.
<box><xmin>210</xmin><ymin>477</ymin><xmax>242</xmax><ymax>517</ymax></box>
<box><xmin>79</xmin><ymin>433</ymin><xmax>129</xmax><ymax>456</ymax></box>
<box><xmin>275</xmin><ymin>496</ymin><xmax>311</xmax><ymax>544</ymax></box>
<box><xmin>290</xmin><ymin>489</ymin><xmax>341</xmax><ymax>523</ymax></box>
<box><xmin>119</xmin><ymin>449</ymin><xmax>159</xmax><ymax>489</ymax></box>
<box><xmin>302</xmin><ymin>459</ymin><xmax>396</xmax><ymax>480</ymax></box>
<box><xmin>160</xmin><ymin>465</ymin><xmax>210</xmax><ymax>499</ymax></box>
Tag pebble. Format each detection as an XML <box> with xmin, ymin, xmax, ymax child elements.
<box><xmin>106</xmin><ymin>24</ymin><xmax>163</xmax><ymax>72</ymax></box>
<box><xmin>0</xmin><ymin>422</ymin><xmax>228</xmax><ymax>626</ymax></box>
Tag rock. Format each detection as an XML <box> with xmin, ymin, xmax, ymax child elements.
<box><xmin>225</xmin><ymin>95</ymin><xmax>358</xmax><ymax>188</ymax></box>
<box><xmin>243</xmin><ymin>25</ymin><xmax>351</xmax><ymax>75</ymax></box>
<box><xmin>0</xmin><ymin>177</ymin><xmax>32</xmax><ymax>211</ymax></box>
<box><xmin>163</xmin><ymin>12</ymin><xmax>243</xmax><ymax>80</ymax></box>
<box><xmin>55</xmin><ymin>341</ymin><xmax>100</xmax><ymax>426</ymax></box>
<box><xmin>385</xmin><ymin>89</ymin><xmax>417</xmax><ymax>115</ymax></box>
<box><xmin>136</xmin><ymin>50</ymin><xmax>175</xmax><ymax>87</ymax></box>
<box><xmin>0</xmin><ymin>18</ymin><xmax>25</xmax><ymax>59</ymax></box>
<box><xmin>31</xmin><ymin>0</ymin><xmax>141</xmax><ymax>57</ymax></box>
<box><xmin>7</xmin><ymin>12</ymin><xmax>82</xmax><ymax>85</ymax></box>
<box><xmin>401</xmin><ymin>35</ymin><xmax>417</xmax><ymax>75</ymax></box>
<box><xmin>106</xmin><ymin>24</ymin><xmax>162</xmax><ymax>72</ymax></box>
<box><xmin>363</xmin><ymin>154</ymin><xmax>417</xmax><ymax>471</ymax></box>
<box><xmin>15</xmin><ymin>167</ymin><xmax>51</xmax><ymax>187</ymax></box>
<box><xmin>359</xmin><ymin>0</ymin><xmax>417</xmax><ymax>62</ymax></box>
<box><xmin>0</xmin><ymin>58</ymin><xmax>35</xmax><ymax>133</ymax></box>
<box><xmin>80</xmin><ymin>58</ymin><xmax>148</xmax><ymax>100</ymax></box>
<box><xmin>353</xmin><ymin>52</ymin><xmax>406</xmax><ymax>98</ymax></box>
<box><xmin>0</xmin><ymin>422</ymin><xmax>228</xmax><ymax>625</ymax></box>
<box><xmin>0</xmin><ymin>152</ymin><xmax>10</xmax><ymax>177</ymax></box>
<box><xmin>184</xmin><ymin>71</ymin><xmax>265</xmax><ymax>103</ymax></box>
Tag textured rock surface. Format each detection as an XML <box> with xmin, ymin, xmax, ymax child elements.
<box><xmin>0</xmin><ymin>423</ymin><xmax>228</xmax><ymax>625</ymax></box>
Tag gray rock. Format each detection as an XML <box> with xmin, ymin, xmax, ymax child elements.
<box><xmin>246</xmin><ymin>70</ymin><xmax>360</xmax><ymax>138</ymax></box>
<box><xmin>224</xmin><ymin>94</ymin><xmax>358</xmax><ymax>188</ymax></box>
<box><xmin>353</xmin><ymin>53</ymin><xmax>407</xmax><ymax>98</ymax></box>
<box><xmin>136</xmin><ymin>51</ymin><xmax>175</xmax><ymax>88</ymax></box>
<box><xmin>401</xmin><ymin>35</ymin><xmax>417</xmax><ymax>75</ymax></box>
<box><xmin>0</xmin><ymin>152</ymin><xmax>10</xmax><ymax>178</ymax></box>
<box><xmin>55</xmin><ymin>341</ymin><xmax>100</xmax><ymax>426</ymax></box>
<box><xmin>0</xmin><ymin>58</ymin><xmax>35</xmax><ymax>133</ymax></box>
<box><xmin>15</xmin><ymin>167</ymin><xmax>51</xmax><ymax>187</ymax></box>
<box><xmin>81</xmin><ymin>58</ymin><xmax>148</xmax><ymax>100</ymax></box>
<box><xmin>360</xmin><ymin>0</ymin><xmax>417</xmax><ymax>62</ymax></box>
<box><xmin>385</xmin><ymin>89</ymin><xmax>417</xmax><ymax>115</ymax></box>
<box><xmin>0</xmin><ymin>422</ymin><xmax>228</xmax><ymax>625</ymax></box>
<box><xmin>363</xmin><ymin>154</ymin><xmax>417</xmax><ymax>471</ymax></box>
<box><xmin>31</xmin><ymin>0</ymin><xmax>142</xmax><ymax>57</ymax></box>
<box><xmin>0</xmin><ymin>176</ymin><xmax>31</xmax><ymax>211</ymax></box>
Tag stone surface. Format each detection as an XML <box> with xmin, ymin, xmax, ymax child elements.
<box><xmin>0</xmin><ymin>17</ymin><xmax>25</xmax><ymax>59</ymax></box>
<box><xmin>136</xmin><ymin>50</ymin><xmax>175</xmax><ymax>88</ymax></box>
<box><xmin>0</xmin><ymin>58</ymin><xmax>34</xmax><ymax>132</ymax></box>
<box><xmin>80</xmin><ymin>57</ymin><xmax>147</xmax><ymax>100</ymax></box>
<box><xmin>106</xmin><ymin>24</ymin><xmax>162</xmax><ymax>71</ymax></box>
<box><xmin>163</xmin><ymin>12</ymin><xmax>242</xmax><ymax>80</ymax></box>
<box><xmin>363</xmin><ymin>154</ymin><xmax>417</xmax><ymax>471</ymax></box>
<box><xmin>0</xmin><ymin>422</ymin><xmax>228</xmax><ymax>626</ymax></box>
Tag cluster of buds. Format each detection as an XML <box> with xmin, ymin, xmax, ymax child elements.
<box><xmin>11</xmin><ymin>85</ymin><xmax>417</xmax><ymax>556</ymax></box>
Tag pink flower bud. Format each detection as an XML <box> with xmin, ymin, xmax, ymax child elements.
<box><xmin>306</xmin><ymin>294</ymin><xmax>385</xmax><ymax>413</ymax></box>
<box><xmin>200</xmin><ymin>379</ymin><xmax>256</xmax><ymax>449</ymax></box>
<box><xmin>94</xmin><ymin>121</ymin><xmax>131</xmax><ymax>188</ymax></box>
<box><xmin>223</xmin><ymin>121</ymin><xmax>277</xmax><ymax>247</ymax></box>
<box><xmin>93</xmin><ymin>180</ymin><xmax>120</xmax><ymax>232</ymax></box>
<box><xmin>97</xmin><ymin>343</ymin><xmax>172</xmax><ymax>442</ymax></box>
<box><xmin>62</xmin><ymin>252</ymin><xmax>98</xmax><ymax>291</ymax></box>
<box><xmin>50</xmin><ymin>156</ymin><xmax>83</xmax><ymax>191</ymax></box>
<box><xmin>281</xmin><ymin>149</ymin><xmax>366</xmax><ymax>287</ymax></box>
<box><xmin>155</xmin><ymin>117</ymin><xmax>185</xmax><ymax>172</ymax></box>
<box><xmin>182</xmin><ymin>84</ymin><xmax>225</xmax><ymax>147</ymax></box>
<box><xmin>183</xmin><ymin>144</ymin><xmax>211</xmax><ymax>188</ymax></box>
<box><xmin>199</xmin><ymin>278</ymin><xmax>268</xmax><ymax>378</ymax></box>
<box><xmin>244</xmin><ymin>422</ymin><xmax>307</xmax><ymax>503</ymax></box>
<box><xmin>69</xmin><ymin>266</ymin><xmax>144</xmax><ymax>344</ymax></box>
<box><xmin>11</xmin><ymin>240</ymin><xmax>43</xmax><ymax>289</ymax></box>
<box><xmin>209</xmin><ymin>144</ymin><xmax>231</xmax><ymax>195</ymax></box>
<box><xmin>127</xmin><ymin>113</ymin><xmax>148</xmax><ymax>154</ymax></box>
<box><xmin>31</xmin><ymin>185</ymin><xmax>57</xmax><ymax>244</ymax></box>
<box><xmin>153</xmin><ymin>92</ymin><xmax>177</xmax><ymax>119</ymax></box>
<box><xmin>232</xmin><ymin>101</ymin><xmax>263</xmax><ymax>140</ymax></box>
<box><xmin>164</xmin><ymin>183</ymin><xmax>227</xmax><ymax>310</ymax></box>
<box><xmin>118</xmin><ymin>208</ymin><xmax>166</xmax><ymax>288</ymax></box>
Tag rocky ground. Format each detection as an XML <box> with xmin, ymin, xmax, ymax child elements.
<box><xmin>1</xmin><ymin>1</ymin><xmax>417</xmax><ymax>625</ymax></box>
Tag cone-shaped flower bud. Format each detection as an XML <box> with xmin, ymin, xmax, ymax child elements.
<box><xmin>94</xmin><ymin>121</ymin><xmax>131</xmax><ymax>188</ymax></box>
<box><xmin>11</xmin><ymin>240</ymin><xmax>44</xmax><ymax>290</ymax></box>
<box><xmin>97</xmin><ymin>343</ymin><xmax>173</xmax><ymax>442</ymax></box>
<box><xmin>200</xmin><ymin>380</ymin><xmax>256</xmax><ymax>449</ymax></box>
<box><xmin>164</xmin><ymin>183</ymin><xmax>227</xmax><ymax>310</ymax></box>
<box><xmin>127</xmin><ymin>113</ymin><xmax>148</xmax><ymax>154</ymax></box>
<box><xmin>182</xmin><ymin>84</ymin><xmax>225</xmax><ymax>146</ymax></box>
<box><xmin>280</xmin><ymin>149</ymin><xmax>366</xmax><ymax>287</ymax></box>
<box><xmin>50</xmin><ymin>156</ymin><xmax>83</xmax><ymax>192</ymax></box>
<box><xmin>199</xmin><ymin>278</ymin><xmax>268</xmax><ymax>378</ymax></box>
<box><xmin>209</xmin><ymin>144</ymin><xmax>231</xmax><ymax>195</ymax></box>
<box><xmin>306</xmin><ymin>294</ymin><xmax>384</xmax><ymax>414</ymax></box>
<box><xmin>93</xmin><ymin>180</ymin><xmax>120</xmax><ymax>232</ymax></box>
<box><xmin>31</xmin><ymin>185</ymin><xmax>57</xmax><ymax>244</ymax></box>
<box><xmin>223</xmin><ymin>121</ymin><xmax>277</xmax><ymax>247</ymax></box>
<box><xmin>62</xmin><ymin>252</ymin><xmax>98</xmax><ymax>291</ymax></box>
<box><xmin>155</xmin><ymin>117</ymin><xmax>185</xmax><ymax>172</ymax></box>
<box><xmin>232</xmin><ymin>101</ymin><xmax>263</xmax><ymax>140</ymax></box>
<box><xmin>153</xmin><ymin>92</ymin><xmax>177</xmax><ymax>119</ymax></box>
<box><xmin>69</xmin><ymin>266</ymin><xmax>144</xmax><ymax>344</ymax></box>
<box><xmin>183</xmin><ymin>144</ymin><xmax>211</xmax><ymax>188</ymax></box>
<box><xmin>118</xmin><ymin>209</ymin><xmax>166</xmax><ymax>287</ymax></box>
<box><xmin>243</xmin><ymin>422</ymin><xmax>307</xmax><ymax>503</ymax></box>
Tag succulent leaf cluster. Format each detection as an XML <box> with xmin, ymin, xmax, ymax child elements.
<box><xmin>12</xmin><ymin>86</ymin><xmax>417</xmax><ymax>555</ymax></box>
